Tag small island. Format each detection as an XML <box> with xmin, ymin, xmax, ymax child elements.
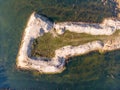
<box><xmin>17</xmin><ymin>0</ymin><xmax>120</xmax><ymax>74</ymax></box>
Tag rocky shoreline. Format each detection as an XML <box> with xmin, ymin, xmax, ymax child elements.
<box><xmin>54</xmin><ymin>18</ymin><xmax>120</xmax><ymax>35</ymax></box>
<box><xmin>17</xmin><ymin>12</ymin><xmax>120</xmax><ymax>74</ymax></box>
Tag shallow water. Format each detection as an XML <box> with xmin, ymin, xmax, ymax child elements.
<box><xmin>0</xmin><ymin>0</ymin><xmax>120</xmax><ymax>90</ymax></box>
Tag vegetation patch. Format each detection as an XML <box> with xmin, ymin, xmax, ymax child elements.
<box><xmin>31</xmin><ymin>30</ymin><xmax>120</xmax><ymax>58</ymax></box>
<box><xmin>30</xmin><ymin>30</ymin><xmax>120</xmax><ymax>58</ymax></box>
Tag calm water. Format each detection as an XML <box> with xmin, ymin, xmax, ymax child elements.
<box><xmin>0</xmin><ymin>0</ymin><xmax>120</xmax><ymax>90</ymax></box>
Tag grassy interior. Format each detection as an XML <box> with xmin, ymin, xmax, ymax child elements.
<box><xmin>27</xmin><ymin>0</ymin><xmax>118</xmax><ymax>58</ymax></box>
<box><xmin>31</xmin><ymin>30</ymin><xmax>120</xmax><ymax>58</ymax></box>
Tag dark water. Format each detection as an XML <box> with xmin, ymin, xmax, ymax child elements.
<box><xmin>0</xmin><ymin>0</ymin><xmax>120</xmax><ymax>90</ymax></box>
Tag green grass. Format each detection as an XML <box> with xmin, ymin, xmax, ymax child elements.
<box><xmin>31</xmin><ymin>31</ymin><xmax>106</xmax><ymax>58</ymax></box>
<box><xmin>30</xmin><ymin>30</ymin><xmax>120</xmax><ymax>58</ymax></box>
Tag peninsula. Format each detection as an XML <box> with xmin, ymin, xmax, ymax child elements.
<box><xmin>16</xmin><ymin>0</ymin><xmax>120</xmax><ymax>74</ymax></box>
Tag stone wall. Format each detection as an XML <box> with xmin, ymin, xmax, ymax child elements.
<box><xmin>17</xmin><ymin>12</ymin><xmax>120</xmax><ymax>74</ymax></box>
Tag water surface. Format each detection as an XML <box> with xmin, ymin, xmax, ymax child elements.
<box><xmin>0</xmin><ymin>0</ymin><xmax>120</xmax><ymax>90</ymax></box>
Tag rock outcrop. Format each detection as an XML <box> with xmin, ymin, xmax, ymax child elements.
<box><xmin>54</xmin><ymin>19</ymin><xmax>120</xmax><ymax>35</ymax></box>
<box><xmin>17</xmin><ymin>12</ymin><xmax>64</xmax><ymax>74</ymax></box>
<box><xmin>103</xmin><ymin>37</ymin><xmax>120</xmax><ymax>51</ymax></box>
<box><xmin>116</xmin><ymin>0</ymin><xmax>120</xmax><ymax>17</ymax></box>
<box><xmin>17</xmin><ymin>12</ymin><xmax>120</xmax><ymax>74</ymax></box>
